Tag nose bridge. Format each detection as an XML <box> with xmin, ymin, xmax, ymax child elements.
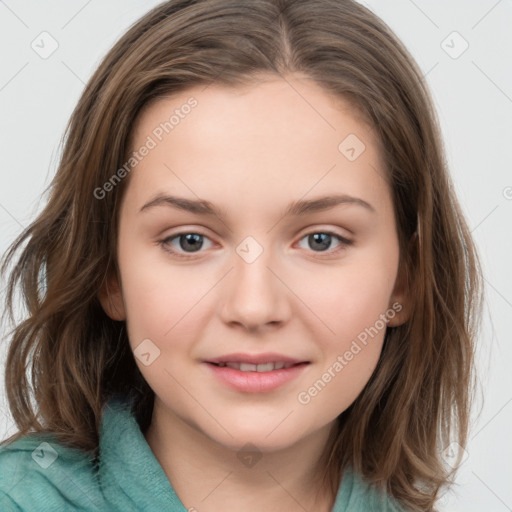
<box><xmin>220</xmin><ymin>234</ymin><xmax>287</xmax><ymax>329</ymax></box>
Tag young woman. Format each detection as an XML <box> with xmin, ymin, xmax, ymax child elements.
<box><xmin>0</xmin><ymin>1</ymin><xmax>483</xmax><ymax>510</ymax></box>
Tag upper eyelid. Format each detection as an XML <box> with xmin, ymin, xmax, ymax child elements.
<box><xmin>161</xmin><ymin>229</ymin><xmax>352</xmax><ymax>252</ymax></box>
<box><xmin>161</xmin><ymin>222</ymin><xmax>353</xmax><ymax>237</ymax></box>
<box><xmin>162</xmin><ymin>226</ymin><xmax>352</xmax><ymax>242</ymax></box>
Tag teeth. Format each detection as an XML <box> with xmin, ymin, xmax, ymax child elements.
<box><xmin>218</xmin><ymin>361</ymin><xmax>296</xmax><ymax>372</ymax></box>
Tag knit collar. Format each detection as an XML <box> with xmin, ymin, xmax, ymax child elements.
<box><xmin>98</xmin><ymin>395</ymin><xmax>188</xmax><ymax>510</ymax></box>
<box><xmin>97</xmin><ymin>395</ymin><xmax>351</xmax><ymax>511</ymax></box>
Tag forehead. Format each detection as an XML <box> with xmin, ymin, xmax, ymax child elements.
<box><xmin>124</xmin><ymin>76</ymin><xmax>391</xmax><ymax>218</ymax></box>
<box><xmin>135</xmin><ymin>75</ymin><xmax>377</xmax><ymax>142</ymax></box>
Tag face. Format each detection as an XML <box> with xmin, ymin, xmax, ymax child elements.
<box><xmin>100</xmin><ymin>75</ymin><xmax>409</xmax><ymax>453</ymax></box>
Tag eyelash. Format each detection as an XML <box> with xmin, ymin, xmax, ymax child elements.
<box><xmin>158</xmin><ymin>230</ymin><xmax>353</xmax><ymax>260</ymax></box>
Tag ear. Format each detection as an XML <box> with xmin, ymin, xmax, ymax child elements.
<box><xmin>98</xmin><ymin>270</ymin><xmax>126</xmax><ymax>321</ymax></box>
<box><xmin>386</xmin><ymin>233</ymin><xmax>416</xmax><ymax>327</ymax></box>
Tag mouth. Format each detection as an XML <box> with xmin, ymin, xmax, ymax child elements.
<box><xmin>203</xmin><ymin>354</ymin><xmax>310</xmax><ymax>393</ymax></box>
<box><xmin>207</xmin><ymin>361</ymin><xmax>307</xmax><ymax>372</ymax></box>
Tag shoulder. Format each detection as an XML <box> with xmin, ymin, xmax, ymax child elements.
<box><xmin>334</xmin><ymin>467</ymin><xmax>409</xmax><ymax>512</ymax></box>
<box><xmin>0</xmin><ymin>433</ymin><xmax>105</xmax><ymax>511</ymax></box>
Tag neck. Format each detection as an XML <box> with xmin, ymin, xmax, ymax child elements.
<box><xmin>144</xmin><ymin>397</ymin><xmax>338</xmax><ymax>512</ymax></box>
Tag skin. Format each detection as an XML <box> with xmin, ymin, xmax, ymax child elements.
<box><xmin>99</xmin><ymin>74</ymin><xmax>410</xmax><ymax>512</ymax></box>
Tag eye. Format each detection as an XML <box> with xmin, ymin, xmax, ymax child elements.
<box><xmin>297</xmin><ymin>231</ymin><xmax>352</xmax><ymax>255</ymax></box>
<box><xmin>159</xmin><ymin>232</ymin><xmax>214</xmax><ymax>258</ymax></box>
<box><xmin>159</xmin><ymin>230</ymin><xmax>353</xmax><ymax>260</ymax></box>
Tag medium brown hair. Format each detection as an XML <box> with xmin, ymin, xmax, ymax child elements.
<box><xmin>1</xmin><ymin>1</ymin><xmax>483</xmax><ymax>510</ymax></box>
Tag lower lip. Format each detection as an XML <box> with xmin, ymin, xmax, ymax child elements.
<box><xmin>204</xmin><ymin>362</ymin><xmax>309</xmax><ymax>393</ymax></box>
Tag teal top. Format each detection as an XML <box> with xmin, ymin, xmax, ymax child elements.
<box><xmin>0</xmin><ymin>396</ymin><xmax>406</xmax><ymax>511</ymax></box>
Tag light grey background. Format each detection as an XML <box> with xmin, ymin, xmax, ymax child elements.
<box><xmin>1</xmin><ymin>1</ymin><xmax>511</xmax><ymax>510</ymax></box>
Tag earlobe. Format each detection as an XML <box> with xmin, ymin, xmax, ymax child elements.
<box><xmin>387</xmin><ymin>290</ymin><xmax>410</xmax><ymax>327</ymax></box>
<box><xmin>387</xmin><ymin>270</ymin><xmax>411</xmax><ymax>327</ymax></box>
<box><xmin>387</xmin><ymin>233</ymin><xmax>416</xmax><ymax>327</ymax></box>
<box><xmin>98</xmin><ymin>272</ymin><xmax>126</xmax><ymax>321</ymax></box>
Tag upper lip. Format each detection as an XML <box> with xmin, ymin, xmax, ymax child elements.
<box><xmin>205</xmin><ymin>352</ymin><xmax>309</xmax><ymax>365</ymax></box>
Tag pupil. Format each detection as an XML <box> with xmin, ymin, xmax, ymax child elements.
<box><xmin>310</xmin><ymin>233</ymin><xmax>330</xmax><ymax>251</ymax></box>
<box><xmin>180</xmin><ymin>233</ymin><xmax>203</xmax><ymax>252</ymax></box>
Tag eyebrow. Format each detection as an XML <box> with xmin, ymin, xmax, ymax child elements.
<box><xmin>139</xmin><ymin>193</ymin><xmax>376</xmax><ymax>218</ymax></box>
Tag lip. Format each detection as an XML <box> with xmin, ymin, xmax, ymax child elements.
<box><xmin>205</xmin><ymin>352</ymin><xmax>308</xmax><ymax>365</ymax></box>
<box><xmin>204</xmin><ymin>359</ymin><xmax>310</xmax><ymax>394</ymax></box>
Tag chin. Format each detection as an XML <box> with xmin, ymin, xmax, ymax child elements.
<box><xmin>205</xmin><ymin>424</ymin><xmax>307</xmax><ymax>454</ymax></box>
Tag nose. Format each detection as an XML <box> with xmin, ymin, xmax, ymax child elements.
<box><xmin>218</xmin><ymin>244</ymin><xmax>291</xmax><ymax>333</ymax></box>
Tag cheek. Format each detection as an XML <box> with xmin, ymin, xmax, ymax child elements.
<box><xmin>291</xmin><ymin>260</ymin><xmax>395</xmax><ymax>410</ymax></box>
<box><xmin>117</xmin><ymin>251</ymin><xmax>208</xmax><ymax>395</ymax></box>
<box><xmin>294</xmin><ymin>259</ymin><xmax>396</xmax><ymax>343</ymax></box>
<box><xmin>122</xmin><ymin>275</ymin><xmax>203</xmax><ymax>350</ymax></box>
<box><xmin>296</xmin><ymin>295</ymin><xmax>389</xmax><ymax>416</ymax></box>
<box><xmin>116</xmin><ymin>234</ymin><xmax>204</xmax><ymax>347</ymax></box>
